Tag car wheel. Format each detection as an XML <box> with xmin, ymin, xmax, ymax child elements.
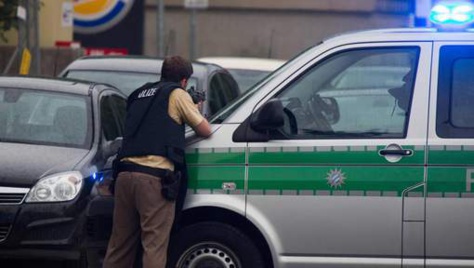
<box><xmin>168</xmin><ymin>222</ymin><xmax>265</xmax><ymax>268</ymax></box>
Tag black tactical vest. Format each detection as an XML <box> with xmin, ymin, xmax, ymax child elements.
<box><xmin>118</xmin><ymin>81</ymin><xmax>186</xmax><ymax>165</ymax></box>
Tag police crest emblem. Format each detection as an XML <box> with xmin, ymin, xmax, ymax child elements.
<box><xmin>326</xmin><ymin>168</ymin><xmax>346</xmax><ymax>188</ymax></box>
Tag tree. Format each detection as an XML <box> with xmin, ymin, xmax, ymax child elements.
<box><xmin>0</xmin><ymin>0</ymin><xmax>19</xmax><ymax>42</ymax></box>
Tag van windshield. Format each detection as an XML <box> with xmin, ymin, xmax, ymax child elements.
<box><xmin>209</xmin><ymin>45</ymin><xmax>316</xmax><ymax>124</ymax></box>
<box><xmin>227</xmin><ymin>69</ymin><xmax>271</xmax><ymax>93</ymax></box>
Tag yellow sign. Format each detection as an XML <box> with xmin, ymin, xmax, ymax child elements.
<box><xmin>19</xmin><ymin>48</ymin><xmax>31</xmax><ymax>75</ymax></box>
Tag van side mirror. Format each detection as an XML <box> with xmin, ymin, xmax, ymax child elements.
<box><xmin>233</xmin><ymin>99</ymin><xmax>284</xmax><ymax>142</ymax></box>
<box><xmin>250</xmin><ymin>99</ymin><xmax>285</xmax><ymax>131</ymax></box>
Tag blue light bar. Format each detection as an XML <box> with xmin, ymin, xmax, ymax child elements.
<box><xmin>430</xmin><ymin>1</ymin><xmax>474</xmax><ymax>27</ymax></box>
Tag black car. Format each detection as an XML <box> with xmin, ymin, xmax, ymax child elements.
<box><xmin>0</xmin><ymin>76</ymin><xmax>126</xmax><ymax>266</ymax></box>
<box><xmin>59</xmin><ymin>55</ymin><xmax>241</xmax><ymax>118</ymax></box>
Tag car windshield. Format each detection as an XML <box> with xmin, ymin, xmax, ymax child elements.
<box><xmin>227</xmin><ymin>69</ymin><xmax>271</xmax><ymax>93</ymax></box>
<box><xmin>0</xmin><ymin>88</ymin><xmax>92</xmax><ymax>148</ymax></box>
<box><xmin>65</xmin><ymin>70</ymin><xmax>199</xmax><ymax>97</ymax></box>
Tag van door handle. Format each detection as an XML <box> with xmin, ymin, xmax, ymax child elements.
<box><xmin>379</xmin><ymin>149</ymin><xmax>413</xmax><ymax>156</ymax></box>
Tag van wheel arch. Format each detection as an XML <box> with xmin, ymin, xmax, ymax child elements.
<box><xmin>171</xmin><ymin>206</ymin><xmax>274</xmax><ymax>268</ymax></box>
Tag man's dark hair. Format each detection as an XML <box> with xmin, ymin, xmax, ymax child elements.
<box><xmin>161</xmin><ymin>56</ymin><xmax>193</xmax><ymax>83</ymax></box>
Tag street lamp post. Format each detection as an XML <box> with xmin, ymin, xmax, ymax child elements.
<box><xmin>157</xmin><ymin>0</ymin><xmax>165</xmax><ymax>57</ymax></box>
<box><xmin>184</xmin><ymin>0</ymin><xmax>208</xmax><ymax>60</ymax></box>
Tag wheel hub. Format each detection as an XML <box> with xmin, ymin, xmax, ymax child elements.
<box><xmin>177</xmin><ymin>242</ymin><xmax>239</xmax><ymax>268</ymax></box>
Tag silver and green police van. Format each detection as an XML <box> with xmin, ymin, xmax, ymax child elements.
<box><xmin>166</xmin><ymin>3</ymin><xmax>474</xmax><ymax>268</ymax></box>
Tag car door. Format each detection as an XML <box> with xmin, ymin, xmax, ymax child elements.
<box><xmin>426</xmin><ymin>43</ymin><xmax>474</xmax><ymax>267</ymax></box>
<box><xmin>243</xmin><ymin>43</ymin><xmax>432</xmax><ymax>267</ymax></box>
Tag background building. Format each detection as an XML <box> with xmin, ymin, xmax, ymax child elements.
<box><xmin>0</xmin><ymin>0</ymin><xmax>78</xmax><ymax>76</ymax></box>
<box><xmin>1</xmin><ymin>0</ymin><xmax>433</xmax><ymax>76</ymax></box>
<box><xmin>144</xmin><ymin>0</ymin><xmax>426</xmax><ymax>60</ymax></box>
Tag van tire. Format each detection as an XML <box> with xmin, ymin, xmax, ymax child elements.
<box><xmin>167</xmin><ymin>221</ymin><xmax>265</xmax><ymax>268</ymax></box>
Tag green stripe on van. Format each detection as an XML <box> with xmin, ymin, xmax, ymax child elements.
<box><xmin>427</xmin><ymin>167</ymin><xmax>470</xmax><ymax>194</ymax></box>
<box><xmin>186</xmin><ymin>148</ymin><xmax>245</xmax><ymax>165</ymax></box>
<box><xmin>428</xmin><ymin>146</ymin><xmax>474</xmax><ymax>165</ymax></box>
<box><xmin>249</xmin><ymin>145</ymin><xmax>423</xmax><ymax>165</ymax></box>
<box><xmin>248</xmin><ymin>166</ymin><xmax>423</xmax><ymax>196</ymax></box>
<box><xmin>187</xmin><ymin>166</ymin><xmax>245</xmax><ymax>191</ymax></box>
<box><xmin>184</xmin><ymin>146</ymin><xmax>474</xmax><ymax>197</ymax></box>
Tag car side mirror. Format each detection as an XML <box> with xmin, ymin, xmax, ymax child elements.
<box><xmin>102</xmin><ymin>137</ymin><xmax>123</xmax><ymax>160</ymax></box>
<box><xmin>233</xmin><ymin>99</ymin><xmax>284</xmax><ymax>142</ymax></box>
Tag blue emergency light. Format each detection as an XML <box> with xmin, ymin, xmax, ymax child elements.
<box><xmin>430</xmin><ymin>1</ymin><xmax>474</xmax><ymax>28</ymax></box>
<box><xmin>92</xmin><ymin>172</ymin><xmax>104</xmax><ymax>182</ymax></box>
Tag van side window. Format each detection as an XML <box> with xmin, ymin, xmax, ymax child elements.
<box><xmin>273</xmin><ymin>47</ymin><xmax>420</xmax><ymax>139</ymax></box>
<box><xmin>437</xmin><ymin>45</ymin><xmax>474</xmax><ymax>138</ymax></box>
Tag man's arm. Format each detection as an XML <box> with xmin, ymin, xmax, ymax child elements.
<box><xmin>193</xmin><ymin>118</ymin><xmax>212</xmax><ymax>137</ymax></box>
<box><xmin>169</xmin><ymin>89</ymin><xmax>213</xmax><ymax>138</ymax></box>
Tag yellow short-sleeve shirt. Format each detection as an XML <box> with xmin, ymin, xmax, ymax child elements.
<box><xmin>123</xmin><ymin>88</ymin><xmax>205</xmax><ymax>171</ymax></box>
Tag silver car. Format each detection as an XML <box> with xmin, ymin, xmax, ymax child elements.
<box><xmin>59</xmin><ymin>55</ymin><xmax>241</xmax><ymax>118</ymax></box>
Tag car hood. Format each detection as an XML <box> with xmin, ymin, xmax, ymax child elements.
<box><xmin>0</xmin><ymin>142</ymin><xmax>90</xmax><ymax>187</ymax></box>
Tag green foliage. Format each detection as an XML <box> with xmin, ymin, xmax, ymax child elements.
<box><xmin>0</xmin><ymin>0</ymin><xmax>19</xmax><ymax>42</ymax></box>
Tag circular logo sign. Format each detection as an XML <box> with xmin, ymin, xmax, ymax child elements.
<box><xmin>73</xmin><ymin>0</ymin><xmax>134</xmax><ymax>34</ymax></box>
<box><xmin>326</xmin><ymin>168</ymin><xmax>346</xmax><ymax>188</ymax></box>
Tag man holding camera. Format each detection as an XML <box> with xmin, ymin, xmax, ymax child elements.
<box><xmin>103</xmin><ymin>56</ymin><xmax>212</xmax><ymax>268</ymax></box>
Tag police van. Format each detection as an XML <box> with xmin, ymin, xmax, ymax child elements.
<box><xmin>96</xmin><ymin>2</ymin><xmax>474</xmax><ymax>268</ymax></box>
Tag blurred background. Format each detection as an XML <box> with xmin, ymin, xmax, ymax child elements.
<box><xmin>0</xmin><ymin>0</ymin><xmax>434</xmax><ymax>77</ymax></box>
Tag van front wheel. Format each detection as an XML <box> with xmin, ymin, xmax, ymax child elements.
<box><xmin>168</xmin><ymin>222</ymin><xmax>265</xmax><ymax>268</ymax></box>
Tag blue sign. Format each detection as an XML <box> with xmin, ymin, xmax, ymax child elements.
<box><xmin>73</xmin><ymin>0</ymin><xmax>135</xmax><ymax>34</ymax></box>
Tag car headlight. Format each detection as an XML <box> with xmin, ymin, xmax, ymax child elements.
<box><xmin>25</xmin><ymin>171</ymin><xmax>83</xmax><ymax>202</ymax></box>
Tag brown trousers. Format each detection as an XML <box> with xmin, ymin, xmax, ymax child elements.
<box><xmin>103</xmin><ymin>172</ymin><xmax>175</xmax><ymax>268</ymax></box>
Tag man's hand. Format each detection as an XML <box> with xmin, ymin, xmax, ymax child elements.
<box><xmin>195</xmin><ymin>101</ymin><xmax>204</xmax><ymax>112</ymax></box>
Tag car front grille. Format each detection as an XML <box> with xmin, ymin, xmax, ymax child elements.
<box><xmin>0</xmin><ymin>186</ymin><xmax>29</xmax><ymax>205</ymax></box>
<box><xmin>0</xmin><ymin>224</ymin><xmax>11</xmax><ymax>242</ymax></box>
<box><xmin>0</xmin><ymin>193</ymin><xmax>27</xmax><ymax>204</ymax></box>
